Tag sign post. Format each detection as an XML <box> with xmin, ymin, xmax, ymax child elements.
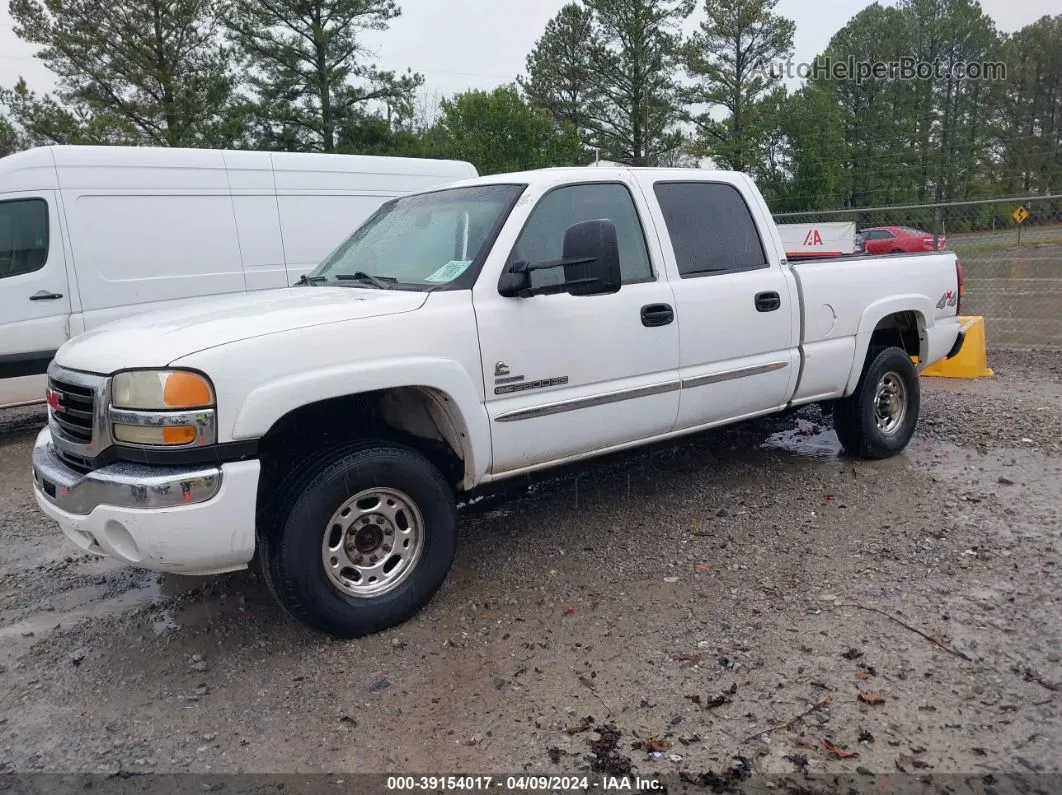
<box><xmin>1013</xmin><ymin>204</ymin><xmax>1030</xmax><ymax>246</ymax></box>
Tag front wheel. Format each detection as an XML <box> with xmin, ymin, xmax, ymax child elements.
<box><xmin>259</xmin><ymin>442</ymin><xmax>457</xmax><ymax>638</ymax></box>
<box><xmin>833</xmin><ymin>347</ymin><xmax>920</xmax><ymax>460</ymax></box>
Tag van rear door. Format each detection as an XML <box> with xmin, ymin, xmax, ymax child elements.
<box><xmin>0</xmin><ymin>192</ymin><xmax>72</xmax><ymax>407</ymax></box>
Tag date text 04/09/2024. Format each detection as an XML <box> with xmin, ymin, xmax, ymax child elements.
<box><xmin>384</xmin><ymin>776</ymin><xmax>665</xmax><ymax>791</ymax></box>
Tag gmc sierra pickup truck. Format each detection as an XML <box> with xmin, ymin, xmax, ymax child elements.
<box><xmin>31</xmin><ymin>167</ymin><xmax>966</xmax><ymax>637</ymax></box>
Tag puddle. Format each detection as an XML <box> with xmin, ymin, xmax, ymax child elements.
<box><xmin>761</xmin><ymin>420</ymin><xmax>842</xmax><ymax>459</ymax></box>
<box><xmin>759</xmin><ymin>419</ymin><xmax>915</xmax><ymax>473</ymax></box>
<box><xmin>0</xmin><ymin>577</ymin><xmax>163</xmax><ymax>641</ymax></box>
<box><xmin>0</xmin><ymin>563</ymin><xmax>233</xmax><ymax>656</ymax></box>
<box><xmin>153</xmin><ymin>609</ymin><xmax>179</xmax><ymax>635</ymax></box>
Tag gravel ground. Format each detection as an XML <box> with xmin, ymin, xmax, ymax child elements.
<box><xmin>1</xmin><ymin>350</ymin><xmax>1060</xmax><ymax>789</ymax></box>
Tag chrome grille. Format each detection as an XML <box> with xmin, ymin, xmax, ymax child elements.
<box><xmin>48</xmin><ymin>377</ymin><xmax>95</xmax><ymax>442</ymax></box>
<box><xmin>46</xmin><ymin>364</ymin><xmax>110</xmax><ymax>467</ymax></box>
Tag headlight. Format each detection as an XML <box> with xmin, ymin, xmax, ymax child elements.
<box><xmin>112</xmin><ymin>370</ymin><xmax>215</xmax><ymax>411</ymax></box>
<box><xmin>109</xmin><ymin>370</ymin><xmax>217</xmax><ymax>448</ymax></box>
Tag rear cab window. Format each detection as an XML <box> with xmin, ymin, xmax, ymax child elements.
<box><xmin>652</xmin><ymin>182</ymin><xmax>768</xmax><ymax>278</ymax></box>
<box><xmin>0</xmin><ymin>198</ymin><xmax>49</xmax><ymax>279</ymax></box>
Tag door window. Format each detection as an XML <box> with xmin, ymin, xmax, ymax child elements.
<box><xmin>509</xmin><ymin>183</ymin><xmax>654</xmax><ymax>290</ymax></box>
<box><xmin>653</xmin><ymin>182</ymin><xmax>767</xmax><ymax>277</ymax></box>
<box><xmin>0</xmin><ymin>198</ymin><xmax>49</xmax><ymax>279</ymax></box>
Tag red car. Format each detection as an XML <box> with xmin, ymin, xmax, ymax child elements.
<box><xmin>860</xmin><ymin>226</ymin><xmax>946</xmax><ymax>254</ymax></box>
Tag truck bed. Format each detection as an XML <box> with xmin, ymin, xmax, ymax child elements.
<box><xmin>787</xmin><ymin>250</ymin><xmax>963</xmax><ymax>406</ymax></box>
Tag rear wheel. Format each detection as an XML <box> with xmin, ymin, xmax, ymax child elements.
<box><xmin>259</xmin><ymin>441</ymin><xmax>457</xmax><ymax>638</ymax></box>
<box><xmin>834</xmin><ymin>346</ymin><xmax>920</xmax><ymax>459</ymax></box>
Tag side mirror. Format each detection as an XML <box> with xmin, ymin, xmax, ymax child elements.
<box><xmin>498</xmin><ymin>219</ymin><xmax>623</xmax><ymax>298</ymax></box>
<box><xmin>561</xmin><ymin>219</ymin><xmax>622</xmax><ymax>297</ymax></box>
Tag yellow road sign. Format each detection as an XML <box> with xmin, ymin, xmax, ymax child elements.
<box><xmin>1013</xmin><ymin>206</ymin><xmax>1029</xmax><ymax>224</ymax></box>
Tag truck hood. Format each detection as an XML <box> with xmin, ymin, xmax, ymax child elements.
<box><xmin>55</xmin><ymin>287</ymin><xmax>428</xmax><ymax>374</ymax></box>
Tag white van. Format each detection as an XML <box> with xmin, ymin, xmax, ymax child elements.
<box><xmin>0</xmin><ymin>145</ymin><xmax>478</xmax><ymax>408</ymax></box>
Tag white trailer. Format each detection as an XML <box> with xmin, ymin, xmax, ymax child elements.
<box><xmin>777</xmin><ymin>221</ymin><xmax>860</xmax><ymax>259</ymax></box>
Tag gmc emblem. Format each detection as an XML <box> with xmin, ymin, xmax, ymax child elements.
<box><xmin>46</xmin><ymin>388</ymin><xmax>61</xmax><ymax>412</ymax></box>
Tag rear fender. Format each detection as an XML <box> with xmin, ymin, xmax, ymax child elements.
<box><xmin>843</xmin><ymin>297</ymin><xmax>932</xmax><ymax>396</ymax></box>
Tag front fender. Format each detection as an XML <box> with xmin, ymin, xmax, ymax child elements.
<box><xmin>843</xmin><ymin>295</ymin><xmax>932</xmax><ymax>396</ymax></box>
<box><xmin>231</xmin><ymin>357</ymin><xmax>490</xmax><ymax>484</ymax></box>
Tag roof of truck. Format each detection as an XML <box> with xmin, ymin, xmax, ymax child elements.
<box><xmin>439</xmin><ymin>165</ymin><xmax>751</xmax><ymax>191</ymax></box>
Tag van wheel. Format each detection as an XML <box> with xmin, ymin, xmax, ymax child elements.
<box><xmin>834</xmin><ymin>347</ymin><xmax>920</xmax><ymax>460</ymax></box>
<box><xmin>259</xmin><ymin>442</ymin><xmax>457</xmax><ymax>638</ymax></box>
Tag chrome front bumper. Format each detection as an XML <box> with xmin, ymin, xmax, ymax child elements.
<box><xmin>32</xmin><ymin>427</ymin><xmax>222</xmax><ymax>516</ymax></box>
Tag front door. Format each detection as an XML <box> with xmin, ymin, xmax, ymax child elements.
<box><xmin>0</xmin><ymin>192</ymin><xmax>72</xmax><ymax>407</ymax></box>
<box><xmin>473</xmin><ymin>180</ymin><xmax>681</xmax><ymax>476</ymax></box>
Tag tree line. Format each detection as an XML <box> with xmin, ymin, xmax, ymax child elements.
<box><xmin>1</xmin><ymin>0</ymin><xmax>1059</xmax><ymax>212</ymax></box>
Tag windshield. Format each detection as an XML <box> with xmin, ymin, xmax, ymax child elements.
<box><xmin>309</xmin><ymin>184</ymin><xmax>526</xmax><ymax>289</ymax></box>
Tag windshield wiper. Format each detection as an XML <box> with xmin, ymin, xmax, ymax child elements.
<box><xmin>295</xmin><ymin>274</ymin><xmax>326</xmax><ymax>286</ymax></box>
<box><xmin>335</xmin><ymin>271</ymin><xmax>397</xmax><ymax>290</ymax></box>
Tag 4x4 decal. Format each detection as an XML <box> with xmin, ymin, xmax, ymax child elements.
<box><xmin>937</xmin><ymin>291</ymin><xmax>958</xmax><ymax>310</ymax></box>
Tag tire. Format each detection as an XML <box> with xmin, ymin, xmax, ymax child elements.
<box><xmin>833</xmin><ymin>346</ymin><xmax>920</xmax><ymax>460</ymax></box>
<box><xmin>258</xmin><ymin>441</ymin><xmax>457</xmax><ymax>638</ymax></box>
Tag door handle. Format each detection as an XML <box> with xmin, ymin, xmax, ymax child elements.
<box><xmin>30</xmin><ymin>290</ymin><xmax>64</xmax><ymax>301</ymax></box>
<box><xmin>641</xmin><ymin>303</ymin><xmax>674</xmax><ymax>327</ymax></box>
<box><xmin>755</xmin><ymin>292</ymin><xmax>781</xmax><ymax>312</ymax></box>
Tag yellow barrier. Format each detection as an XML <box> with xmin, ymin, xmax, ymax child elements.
<box><xmin>920</xmin><ymin>315</ymin><xmax>994</xmax><ymax>379</ymax></box>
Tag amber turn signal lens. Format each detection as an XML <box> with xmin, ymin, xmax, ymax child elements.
<box><xmin>114</xmin><ymin>424</ymin><xmax>198</xmax><ymax>446</ymax></box>
<box><xmin>164</xmin><ymin>372</ymin><xmax>213</xmax><ymax>408</ymax></box>
<box><xmin>162</xmin><ymin>426</ymin><xmax>198</xmax><ymax>445</ymax></box>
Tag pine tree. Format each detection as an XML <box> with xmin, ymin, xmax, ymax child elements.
<box><xmin>520</xmin><ymin>3</ymin><xmax>598</xmax><ymax>146</ymax></box>
<box><xmin>223</xmin><ymin>0</ymin><xmax>422</xmax><ymax>152</ymax></box>
<box><xmin>6</xmin><ymin>0</ymin><xmax>238</xmax><ymax>146</ymax></box>
<box><xmin>683</xmin><ymin>0</ymin><xmax>795</xmax><ymax>172</ymax></box>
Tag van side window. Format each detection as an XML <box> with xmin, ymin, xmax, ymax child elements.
<box><xmin>653</xmin><ymin>182</ymin><xmax>768</xmax><ymax>277</ymax></box>
<box><xmin>508</xmin><ymin>183</ymin><xmax>654</xmax><ymax>290</ymax></box>
<box><xmin>0</xmin><ymin>199</ymin><xmax>49</xmax><ymax>279</ymax></box>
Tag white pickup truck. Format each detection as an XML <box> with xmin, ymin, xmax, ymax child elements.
<box><xmin>31</xmin><ymin>166</ymin><xmax>967</xmax><ymax>637</ymax></box>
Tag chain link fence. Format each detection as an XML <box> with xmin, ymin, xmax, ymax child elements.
<box><xmin>773</xmin><ymin>196</ymin><xmax>1062</xmax><ymax>350</ymax></box>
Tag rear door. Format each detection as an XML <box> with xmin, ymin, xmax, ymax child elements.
<box><xmin>637</xmin><ymin>177</ymin><xmax>799</xmax><ymax>430</ymax></box>
<box><xmin>0</xmin><ymin>192</ymin><xmax>71</xmax><ymax>407</ymax></box>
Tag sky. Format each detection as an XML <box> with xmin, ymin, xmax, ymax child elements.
<box><xmin>1</xmin><ymin>0</ymin><xmax>1058</xmax><ymax>104</ymax></box>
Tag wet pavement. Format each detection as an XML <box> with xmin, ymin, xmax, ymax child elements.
<box><xmin>0</xmin><ymin>351</ymin><xmax>1060</xmax><ymax>778</ymax></box>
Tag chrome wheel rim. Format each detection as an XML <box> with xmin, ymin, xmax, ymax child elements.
<box><xmin>321</xmin><ymin>487</ymin><xmax>425</xmax><ymax>598</ymax></box>
<box><xmin>874</xmin><ymin>371</ymin><xmax>908</xmax><ymax>435</ymax></box>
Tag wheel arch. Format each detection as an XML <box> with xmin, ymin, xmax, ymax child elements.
<box><xmin>844</xmin><ymin>299</ymin><xmax>931</xmax><ymax>396</ymax></box>
<box><xmin>236</xmin><ymin>358</ymin><xmax>490</xmax><ymax>492</ymax></box>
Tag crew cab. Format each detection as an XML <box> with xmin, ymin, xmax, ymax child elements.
<box><xmin>31</xmin><ymin>167</ymin><xmax>967</xmax><ymax>638</ymax></box>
